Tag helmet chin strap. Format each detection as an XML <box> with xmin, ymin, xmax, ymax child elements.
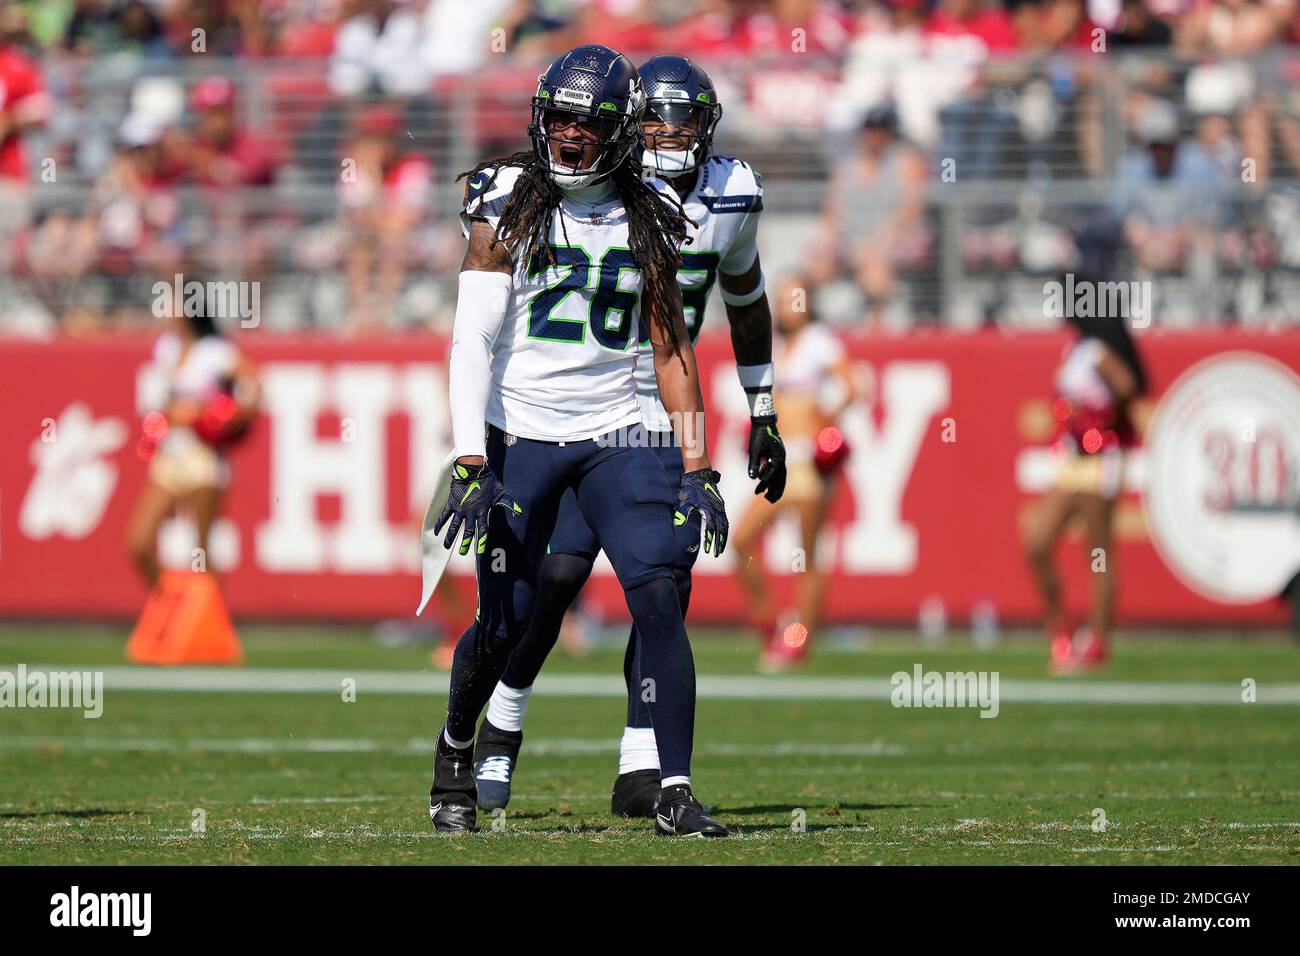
<box><xmin>643</xmin><ymin>148</ymin><xmax>697</xmax><ymax>176</ymax></box>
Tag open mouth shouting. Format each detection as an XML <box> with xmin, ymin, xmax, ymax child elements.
<box><xmin>546</xmin><ymin>113</ymin><xmax>602</xmax><ymax>172</ymax></box>
<box><xmin>558</xmin><ymin>140</ymin><xmax>587</xmax><ymax>167</ymax></box>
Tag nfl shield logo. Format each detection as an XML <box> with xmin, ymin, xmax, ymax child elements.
<box><xmin>504</xmin><ymin>433</ymin><xmax>518</xmax><ymax>446</ymax></box>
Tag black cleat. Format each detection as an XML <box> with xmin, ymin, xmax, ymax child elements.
<box><xmin>473</xmin><ymin>721</ymin><xmax>523</xmax><ymax>811</ymax></box>
<box><xmin>429</xmin><ymin>729</ymin><xmax>477</xmax><ymax>833</ymax></box>
<box><xmin>654</xmin><ymin>784</ymin><xmax>729</xmax><ymax>837</ymax></box>
<box><xmin>610</xmin><ymin>769</ymin><xmax>661</xmax><ymax>819</ymax></box>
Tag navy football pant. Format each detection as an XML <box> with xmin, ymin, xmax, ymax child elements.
<box><xmin>444</xmin><ymin>425</ymin><xmax>697</xmax><ymax>778</ymax></box>
<box><xmin>500</xmin><ymin>437</ymin><xmax>701</xmax><ymax>732</ymax></box>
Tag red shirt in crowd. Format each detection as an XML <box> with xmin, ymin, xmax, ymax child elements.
<box><xmin>925</xmin><ymin>5</ymin><xmax>1021</xmax><ymax>52</ymax></box>
<box><xmin>193</xmin><ymin>132</ymin><xmax>279</xmax><ymax>187</ymax></box>
<box><xmin>339</xmin><ymin>153</ymin><xmax>431</xmax><ymax>212</ymax></box>
<box><xmin>0</xmin><ymin>42</ymin><xmax>50</xmax><ymax>181</ymax></box>
<box><xmin>676</xmin><ymin>3</ymin><xmax>855</xmax><ymax>57</ymax></box>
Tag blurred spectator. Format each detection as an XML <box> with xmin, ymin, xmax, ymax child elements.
<box><xmin>0</xmin><ymin>10</ymin><xmax>49</xmax><ymax>184</ymax></box>
<box><xmin>926</xmin><ymin>0</ymin><xmax>1019</xmax><ymax>50</ymax></box>
<box><xmin>1018</xmin><ymin>0</ymin><xmax>1103</xmax><ymax>178</ymax></box>
<box><xmin>674</xmin><ymin>0</ymin><xmax>855</xmax><ymax>59</ymax></box>
<box><xmin>1190</xmin><ymin>111</ymin><xmax>1244</xmax><ymax>181</ymax></box>
<box><xmin>62</xmin><ymin>0</ymin><xmax>119</xmax><ymax>54</ymax></box>
<box><xmin>1008</xmin><ymin>0</ymin><xmax>1051</xmax><ymax>51</ymax></box>
<box><xmin>928</xmin><ymin>0</ymin><xmax>1021</xmax><ymax>176</ymax></box>
<box><xmin>493</xmin><ymin>0</ymin><xmax>573</xmax><ymax>60</ymax></box>
<box><xmin>1113</xmin><ymin>99</ymin><xmax>1221</xmax><ymax>271</ymax></box>
<box><xmin>421</xmin><ymin>0</ymin><xmax>513</xmax><ymax>77</ymax></box>
<box><xmin>0</xmin><ymin>6</ymin><xmax>47</xmax><ymax>246</ymax></box>
<box><xmin>1178</xmin><ymin>0</ymin><xmax>1285</xmax><ymax>182</ymax></box>
<box><xmin>1107</xmin><ymin>0</ymin><xmax>1174</xmax><ymax>46</ymax></box>
<box><xmin>338</xmin><ymin>104</ymin><xmax>431</xmax><ymax>332</ymax></box>
<box><xmin>574</xmin><ymin>0</ymin><xmax>662</xmax><ymax>58</ymax></box>
<box><xmin>1041</xmin><ymin>0</ymin><xmax>1100</xmax><ymax>48</ymax></box>
<box><xmin>267</xmin><ymin>0</ymin><xmax>343</xmax><ymax>57</ymax></box>
<box><xmin>20</xmin><ymin>110</ymin><xmax>184</xmax><ymax>332</ymax></box>
<box><xmin>675</xmin><ymin>0</ymin><xmax>745</xmax><ymax>57</ymax></box>
<box><xmin>812</xmin><ymin>104</ymin><xmax>928</xmax><ymax>325</ymax></box>
<box><xmin>831</xmin><ymin>0</ymin><xmax>933</xmax><ymax>143</ymax></box>
<box><xmin>3</xmin><ymin>0</ymin><xmax>1300</xmax><ymax>336</ymax></box>
<box><xmin>1176</xmin><ymin>0</ymin><xmax>1283</xmax><ymax>56</ymax></box>
<box><xmin>739</xmin><ymin>0</ymin><xmax>855</xmax><ymax>57</ymax></box>
<box><xmin>170</xmin><ymin>76</ymin><xmax>279</xmax><ymax>187</ymax></box>
<box><xmin>89</xmin><ymin>113</ymin><xmax>186</xmax><ymax>322</ymax></box>
<box><xmin>112</xmin><ymin>0</ymin><xmax>171</xmax><ymax>57</ymax></box>
<box><xmin>330</xmin><ymin>0</ymin><xmax>428</xmax><ymax>97</ymax></box>
<box><xmin>22</xmin><ymin>205</ymin><xmax>99</xmax><ymax>285</ymax></box>
<box><xmin>164</xmin><ymin>0</ymin><xmax>266</xmax><ymax>57</ymax></box>
<box><xmin>169</xmin><ymin>76</ymin><xmax>281</xmax><ymax>278</ymax></box>
<box><xmin>59</xmin><ymin>0</ymin><xmax>278</xmax><ymax>57</ymax></box>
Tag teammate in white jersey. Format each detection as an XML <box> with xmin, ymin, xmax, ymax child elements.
<box><xmin>471</xmin><ymin>55</ymin><xmax>789</xmax><ymax>820</ymax></box>
<box><xmin>428</xmin><ymin>45</ymin><xmax>730</xmax><ymax>837</ymax></box>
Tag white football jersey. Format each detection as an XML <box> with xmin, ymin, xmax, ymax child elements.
<box><xmin>461</xmin><ymin>164</ymin><xmax>681</xmax><ymax>442</ymax></box>
<box><xmin>634</xmin><ymin>155</ymin><xmax>763</xmax><ymax>432</ymax></box>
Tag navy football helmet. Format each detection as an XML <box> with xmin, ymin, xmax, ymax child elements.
<box><xmin>529</xmin><ymin>45</ymin><xmax>646</xmax><ymax>190</ymax></box>
<box><xmin>637</xmin><ymin>55</ymin><xmax>723</xmax><ymax>176</ymax></box>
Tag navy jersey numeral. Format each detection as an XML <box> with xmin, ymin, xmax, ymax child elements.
<box><xmin>638</xmin><ymin>250</ymin><xmax>721</xmax><ymax>346</ymax></box>
<box><xmin>527</xmin><ymin>244</ymin><xmax>641</xmax><ymax>350</ymax></box>
<box><xmin>590</xmin><ymin>247</ymin><xmax>639</xmax><ymax>349</ymax></box>
<box><xmin>679</xmin><ymin>250</ymin><xmax>721</xmax><ymax>340</ymax></box>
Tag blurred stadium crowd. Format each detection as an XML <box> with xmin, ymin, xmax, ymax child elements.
<box><xmin>1</xmin><ymin>0</ymin><xmax>1299</xmax><ymax>334</ymax></box>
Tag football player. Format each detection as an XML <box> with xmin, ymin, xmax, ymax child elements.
<box><xmin>428</xmin><ymin>45</ymin><xmax>730</xmax><ymax>837</ymax></box>
<box><xmin>472</xmin><ymin>55</ymin><xmax>787</xmax><ymax>820</ymax></box>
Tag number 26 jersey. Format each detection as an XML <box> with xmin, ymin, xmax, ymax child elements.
<box><xmin>461</xmin><ymin>164</ymin><xmax>679</xmax><ymax>443</ymax></box>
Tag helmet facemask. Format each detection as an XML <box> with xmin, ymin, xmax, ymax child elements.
<box><xmin>530</xmin><ymin>100</ymin><xmax>638</xmax><ymax>190</ymax></box>
<box><xmin>641</xmin><ymin>98</ymin><xmax>721</xmax><ymax>177</ymax></box>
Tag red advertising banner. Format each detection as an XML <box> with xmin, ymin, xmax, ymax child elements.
<box><xmin>2</xmin><ymin>331</ymin><xmax>1296</xmax><ymax>626</ymax></box>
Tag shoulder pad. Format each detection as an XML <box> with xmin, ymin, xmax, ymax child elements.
<box><xmin>700</xmin><ymin>156</ymin><xmax>763</xmax><ymax>213</ymax></box>
<box><xmin>463</xmin><ymin>164</ymin><xmax>524</xmax><ymax>219</ymax></box>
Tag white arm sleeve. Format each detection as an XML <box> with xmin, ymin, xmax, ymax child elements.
<box><xmin>449</xmin><ymin>270</ymin><xmax>512</xmax><ymax>459</ymax></box>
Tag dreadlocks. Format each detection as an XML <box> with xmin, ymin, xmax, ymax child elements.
<box><xmin>456</xmin><ymin>151</ymin><xmax>692</xmax><ymax>358</ymax></box>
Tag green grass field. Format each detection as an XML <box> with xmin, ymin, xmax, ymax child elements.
<box><xmin>2</xmin><ymin>624</ymin><xmax>1299</xmax><ymax>865</ymax></box>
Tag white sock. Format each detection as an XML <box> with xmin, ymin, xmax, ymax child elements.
<box><xmin>619</xmin><ymin>726</ymin><xmax>660</xmax><ymax>774</ymax></box>
<box><xmin>443</xmin><ymin>727</ymin><xmax>473</xmax><ymax>751</ymax></box>
<box><xmin>486</xmin><ymin>682</ymin><xmax>533</xmax><ymax>733</ymax></box>
<box><xmin>661</xmin><ymin>775</ymin><xmax>690</xmax><ymax>789</ymax></box>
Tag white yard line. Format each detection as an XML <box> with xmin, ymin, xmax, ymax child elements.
<box><xmin>17</xmin><ymin>665</ymin><xmax>1300</xmax><ymax>705</ymax></box>
<box><xmin>0</xmin><ymin>735</ymin><xmax>907</xmax><ymax>757</ymax></box>
<box><xmin>1069</xmin><ymin>846</ymin><xmax>1180</xmax><ymax>853</ymax></box>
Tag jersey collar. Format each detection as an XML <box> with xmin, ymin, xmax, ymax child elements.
<box><xmin>559</xmin><ymin>177</ymin><xmax>616</xmax><ymax>205</ymax></box>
